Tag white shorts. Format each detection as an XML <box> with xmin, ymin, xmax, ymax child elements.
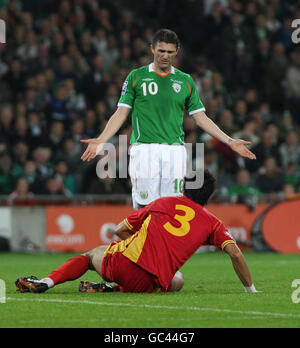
<box><xmin>129</xmin><ymin>144</ymin><xmax>187</xmax><ymax>209</ymax></box>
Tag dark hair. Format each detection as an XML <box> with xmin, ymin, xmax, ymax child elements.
<box><xmin>152</xmin><ymin>29</ymin><xmax>180</xmax><ymax>49</ymax></box>
<box><xmin>184</xmin><ymin>170</ymin><xmax>216</xmax><ymax>206</ymax></box>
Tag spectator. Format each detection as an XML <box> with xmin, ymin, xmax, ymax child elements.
<box><xmin>32</xmin><ymin>146</ymin><xmax>53</xmax><ymax>183</ymax></box>
<box><xmin>45</xmin><ymin>121</ymin><xmax>65</xmax><ymax>153</ymax></box>
<box><xmin>4</xmin><ymin>58</ymin><xmax>26</xmax><ymax>101</ymax></box>
<box><xmin>286</xmin><ymin>48</ymin><xmax>300</xmax><ymax>124</ymax></box>
<box><xmin>71</xmin><ymin>119</ymin><xmax>86</xmax><ymax>145</ymax></box>
<box><xmin>252</xmin><ymin>38</ymin><xmax>271</xmax><ymax>91</ymax></box>
<box><xmin>23</xmin><ymin>160</ymin><xmax>41</xmax><ymax>193</ymax></box>
<box><xmin>279</xmin><ymin>130</ymin><xmax>300</xmax><ymax>170</ymax></box>
<box><xmin>35</xmin><ymin>73</ymin><xmax>51</xmax><ymax>110</ymax></box>
<box><xmin>247</xmin><ymin>129</ymin><xmax>281</xmax><ymax>173</ymax></box>
<box><xmin>46</xmin><ymin>85</ymin><xmax>74</xmax><ymax>125</ymax></box>
<box><xmin>199</xmin><ymin>77</ymin><xmax>214</xmax><ymax>106</ymax></box>
<box><xmin>79</xmin><ymin>31</ymin><xmax>97</xmax><ymax>65</ymax></box>
<box><xmin>265</xmin><ymin>42</ymin><xmax>288</xmax><ymax>110</ymax></box>
<box><xmin>55</xmin><ymin>55</ymin><xmax>78</xmax><ymax>87</ymax></box>
<box><xmin>279</xmin><ymin>110</ymin><xmax>295</xmax><ymax>138</ymax></box>
<box><xmin>256</xmin><ymin>157</ymin><xmax>285</xmax><ymax>196</ymax></box>
<box><xmin>54</xmin><ymin>160</ymin><xmax>76</xmax><ymax>196</ymax></box>
<box><xmin>275</xmin><ymin>16</ymin><xmax>294</xmax><ymax>52</ymax></box>
<box><xmin>265</xmin><ymin>6</ymin><xmax>281</xmax><ymax>34</ymax></box>
<box><xmin>218</xmin><ymin>109</ymin><xmax>239</xmax><ymax>136</ymax></box>
<box><xmin>16</xmin><ymin>30</ymin><xmax>38</xmax><ymax>66</ymax></box>
<box><xmin>57</xmin><ymin>0</ymin><xmax>75</xmax><ymax>28</ymax></box>
<box><xmin>0</xmin><ymin>105</ymin><xmax>14</xmax><ymax>142</ymax></box>
<box><xmin>13</xmin><ymin>116</ymin><xmax>31</xmax><ymax>146</ymax></box>
<box><xmin>45</xmin><ymin>176</ymin><xmax>67</xmax><ymax>196</ymax></box>
<box><xmin>233</xmin><ymin>99</ymin><xmax>248</xmax><ymax>128</ymax></box>
<box><xmin>244</xmin><ymin>88</ymin><xmax>260</xmax><ymax>113</ymax></box>
<box><xmin>28</xmin><ymin>112</ymin><xmax>43</xmax><ymax>149</ymax></box>
<box><xmin>282</xmin><ymin>183</ymin><xmax>300</xmax><ymax>201</ymax></box>
<box><xmin>92</xmin><ymin>28</ymin><xmax>107</xmax><ymax>55</ymax></box>
<box><xmin>82</xmin><ymin>55</ymin><xmax>108</xmax><ymax>106</ymax></box>
<box><xmin>228</xmin><ymin>168</ymin><xmax>262</xmax><ymax>204</ymax></box>
<box><xmin>232</xmin><ymin>120</ymin><xmax>260</xmax><ymax>149</ymax></box>
<box><xmin>202</xmin><ymin>2</ymin><xmax>228</xmax><ymax>66</ymax></box>
<box><xmin>66</xmin><ymin>43</ymin><xmax>90</xmax><ymax>79</ymax></box>
<box><xmin>284</xmin><ymin>162</ymin><xmax>300</xmax><ymax>191</ymax></box>
<box><xmin>7</xmin><ymin>177</ymin><xmax>34</xmax><ymax>204</ymax></box>
<box><xmin>118</xmin><ymin>45</ymin><xmax>134</xmax><ymax>70</ymax></box>
<box><xmin>12</xmin><ymin>141</ymin><xmax>29</xmax><ymax>167</ymax></box>
<box><xmin>49</xmin><ymin>32</ymin><xmax>65</xmax><ymax>62</ymax></box>
<box><xmin>55</xmin><ymin>137</ymin><xmax>82</xmax><ymax>173</ymax></box>
<box><xmin>86</xmin><ymin>171</ymin><xmax>128</xmax><ymax>195</ymax></box>
<box><xmin>0</xmin><ymin>152</ymin><xmax>23</xmax><ymax>195</ymax></box>
<box><xmin>84</xmin><ymin>109</ymin><xmax>98</xmax><ymax>138</ymax></box>
<box><xmin>101</xmin><ymin>33</ymin><xmax>120</xmax><ymax>68</ymax></box>
<box><xmin>63</xmin><ymin>78</ymin><xmax>86</xmax><ymax>112</ymax></box>
<box><xmin>221</xmin><ymin>12</ymin><xmax>253</xmax><ymax>87</ymax></box>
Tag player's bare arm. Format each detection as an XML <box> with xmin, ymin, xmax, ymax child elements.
<box><xmin>192</xmin><ymin>111</ymin><xmax>256</xmax><ymax>160</ymax></box>
<box><xmin>80</xmin><ymin>106</ymin><xmax>130</xmax><ymax>162</ymax></box>
<box><xmin>224</xmin><ymin>243</ymin><xmax>260</xmax><ymax>293</ymax></box>
<box><xmin>114</xmin><ymin>220</ymin><xmax>135</xmax><ymax>240</ymax></box>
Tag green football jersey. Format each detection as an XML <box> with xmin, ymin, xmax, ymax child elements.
<box><xmin>118</xmin><ymin>63</ymin><xmax>205</xmax><ymax>145</ymax></box>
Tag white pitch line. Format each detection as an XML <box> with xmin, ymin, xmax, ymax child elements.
<box><xmin>6</xmin><ymin>297</ymin><xmax>300</xmax><ymax>320</ymax></box>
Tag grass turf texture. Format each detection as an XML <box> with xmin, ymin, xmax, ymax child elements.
<box><xmin>0</xmin><ymin>251</ymin><xmax>300</xmax><ymax>328</ymax></box>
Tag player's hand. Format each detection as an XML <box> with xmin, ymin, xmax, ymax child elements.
<box><xmin>229</xmin><ymin>139</ymin><xmax>256</xmax><ymax>160</ymax></box>
<box><xmin>80</xmin><ymin>139</ymin><xmax>104</xmax><ymax>162</ymax></box>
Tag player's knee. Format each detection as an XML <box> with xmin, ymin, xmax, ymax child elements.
<box><xmin>171</xmin><ymin>271</ymin><xmax>184</xmax><ymax>292</ymax></box>
<box><xmin>82</xmin><ymin>249</ymin><xmax>96</xmax><ymax>270</ymax></box>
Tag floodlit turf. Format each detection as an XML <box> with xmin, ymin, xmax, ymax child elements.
<box><xmin>0</xmin><ymin>251</ymin><xmax>300</xmax><ymax>328</ymax></box>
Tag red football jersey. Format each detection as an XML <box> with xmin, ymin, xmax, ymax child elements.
<box><xmin>105</xmin><ymin>196</ymin><xmax>235</xmax><ymax>291</ymax></box>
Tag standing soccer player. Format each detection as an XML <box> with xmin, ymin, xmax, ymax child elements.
<box><xmin>81</xmin><ymin>29</ymin><xmax>256</xmax><ymax>209</ymax></box>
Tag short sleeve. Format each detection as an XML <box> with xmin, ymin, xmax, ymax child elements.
<box><xmin>208</xmin><ymin>220</ymin><xmax>236</xmax><ymax>250</ymax></box>
<box><xmin>124</xmin><ymin>201</ymin><xmax>154</xmax><ymax>232</ymax></box>
<box><xmin>118</xmin><ymin>70</ymin><xmax>137</xmax><ymax>109</ymax></box>
<box><xmin>185</xmin><ymin>75</ymin><xmax>206</xmax><ymax>116</ymax></box>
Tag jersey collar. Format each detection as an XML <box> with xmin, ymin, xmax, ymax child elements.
<box><xmin>149</xmin><ymin>63</ymin><xmax>175</xmax><ymax>75</ymax></box>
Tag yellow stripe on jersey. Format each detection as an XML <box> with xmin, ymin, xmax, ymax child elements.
<box><xmin>124</xmin><ymin>218</ymin><xmax>134</xmax><ymax>231</ymax></box>
<box><xmin>123</xmin><ymin>215</ymin><xmax>151</xmax><ymax>263</ymax></box>
<box><xmin>221</xmin><ymin>240</ymin><xmax>236</xmax><ymax>250</ymax></box>
<box><xmin>104</xmin><ymin>215</ymin><xmax>151</xmax><ymax>264</ymax></box>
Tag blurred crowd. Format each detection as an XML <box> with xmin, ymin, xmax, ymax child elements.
<box><xmin>0</xmin><ymin>0</ymin><xmax>300</xmax><ymax>206</ymax></box>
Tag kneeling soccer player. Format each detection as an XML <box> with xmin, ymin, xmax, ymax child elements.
<box><xmin>16</xmin><ymin>170</ymin><xmax>259</xmax><ymax>294</ymax></box>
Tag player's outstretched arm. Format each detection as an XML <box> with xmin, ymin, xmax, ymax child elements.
<box><xmin>192</xmin><ymin>111</ymin><xmax>256</xmax><ymax>160</ymax></box>
<box><xmin>81</xmin><ymin>106</ymin><xmax>131</xmax><ymax>162</ymax></box>
<box><xmin>224</xmin><ymin>243</ymin><xmax>260</xmax><ymax>293</ymax></box>
<box><xmin>114</xmin><ymin>220</ymin><xmax>135</xmax><ymax>240</ymax></box>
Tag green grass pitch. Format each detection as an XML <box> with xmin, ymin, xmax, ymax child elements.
<box><xmin>0</xmin><ymin>251</ymin><xmax>300</xmax><ymax>328</ymax></box>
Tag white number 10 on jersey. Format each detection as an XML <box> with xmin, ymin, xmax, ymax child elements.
<box><xmin>141</xmin><ymin>82</ymin><xmax>158</xmax><ymax>96</ymax></box>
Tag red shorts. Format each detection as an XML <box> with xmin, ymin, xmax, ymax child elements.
<box><xmin>101</xmin><ymin>252</ymin><xmax>160</xmax><ymax>293</ymax></box>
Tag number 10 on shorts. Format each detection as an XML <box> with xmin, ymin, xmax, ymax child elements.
<box><xmin>0</xmin><ymin>279</ymin><xmax>6</xmax><ymax>303</ymax></box>
<box><xmin>174</xmin><ymin>179</ymin><xmax>184</xmax><ymax>194</ymax></box>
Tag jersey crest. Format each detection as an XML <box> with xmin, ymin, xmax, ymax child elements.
<box><xmin>172</xmin><ymin>82</ymin><xmax>181</xmax><ymax>93</ymax></box>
